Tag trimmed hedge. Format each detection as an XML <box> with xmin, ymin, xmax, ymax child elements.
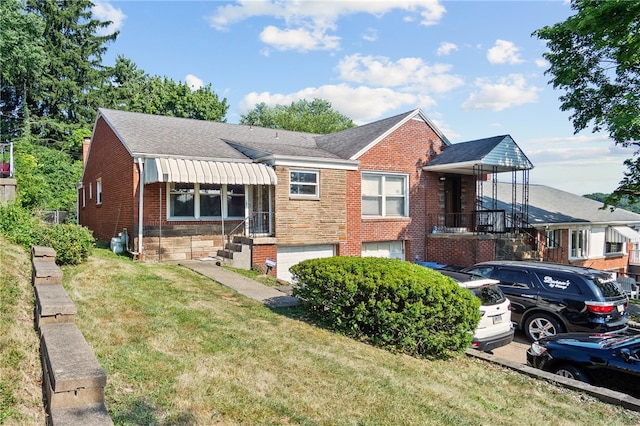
<box><xmin>291</xmin><ymin>256</ymin><xmax>480</xmax><ymax>359</ymax></box>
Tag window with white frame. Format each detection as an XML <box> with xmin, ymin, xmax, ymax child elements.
<box><xmin>362</xmin><ymin>173</ymin><xmax>408</xmax><ymax>217</ymax></box>
<box><xmin>82</xmin><ymin>187</ymin><xmax>85</xmax><ymax>208</ymax></box>
<box><xmin>96</xmin><ymin>178</ymin><xmax>102</xmax><ymax>205</ymax></box>
<box><xmin>545</xmin><ymin>229</ymin><xmax>560</xmax><ymax>248</ymax></box>
<box><xmin>289</xmin><ymin>170</ymin><xmax>319</xmax><ymax>198</ymax></box>
<box><xmin>605</xmin><ymin>241</ymin><xmax>624</xmax><ymax>254</ymax></box>
<box><xmin>168</xmin><ymin>183</ymin><xmax>245</xmax><ymax>219</ymax></box>
<box><xmin>569</xmin><ymin>229</ymin><xmax>588</xmax><ymax>258</ymax></box>
<box><xmin>89</xmin><ymin>182</ymin><xmax>92</xmax><ymax>200</ymax></box>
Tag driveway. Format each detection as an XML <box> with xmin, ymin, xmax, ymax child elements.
<box><xmin>489</xmin><ymin>331</ymin><xmax>530</xmax><ymax>364</ymax></box>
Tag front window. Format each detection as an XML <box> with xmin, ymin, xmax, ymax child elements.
<box><xmin>290</xmin><ymin>170</ymin><xmax>319</xmax><ymax>198</ymax></box>
<box><xmin>170</xmin><ymin>183</ymin><xmax>195</xmax><ymax>217</ymax></box>
<box><xmin>545</xmin><ymin>229</ymin><xmax>560</xmax><ymax>249</ymax></box>
<box><xmin>569</xmin><ymin>229</ymin><xmax>588</xmax><ymax>258</ymax></box>
<box><xmin>362</xmin><ymin>173</ymin><xmax>408</xmax><ymax>217</ymax></box>
<box><xmin>169</xmin><ymin>183</ymin><xmax>245</xmax><ymax>219</ymax></box>
<box><xmin>605</xmin><ymin>242</ymin><xmax>624</xmax><ymax>254</ymax></box>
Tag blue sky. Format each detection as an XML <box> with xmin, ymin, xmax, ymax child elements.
<box><xmin>92</xmin><ymin>0</ymin><xmax>634</xmax><ymax>195</ymax></box>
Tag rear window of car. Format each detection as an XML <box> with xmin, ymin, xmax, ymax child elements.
<box><xmin>590</xmin><ymin>275</ymin><xmax>624</xmax><ymax>297</ymax></box>
<box><xmin>535</xmin><ymin>272</ymin><xmax>581</xmax><ymax>295</ymax></box>
<box><xmin>469</xmin><ymin>284</ymin><xmax>506</xmax><ymax>305</ymax></box>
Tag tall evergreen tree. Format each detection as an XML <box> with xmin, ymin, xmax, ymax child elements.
<box><xmin>24</xmin><ymin>0</ymin><xmax>118</xmax><ymax>146</ymax></box>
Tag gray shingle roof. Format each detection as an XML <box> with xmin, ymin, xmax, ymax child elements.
<box><xmin>488</xmin><ymin>182</ymin><xmax>640</xmax><ymax>226</ymax></box>
<box><xmin>97</xmin><ymin>108</ymin><xmax>325</xmax><ymax>160</ymax></box>
<box><xmin>425</xmin><ymin>135</ymin><xmax>533</xmax><ymax>173</ymax></box>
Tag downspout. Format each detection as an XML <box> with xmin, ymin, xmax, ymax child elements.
<box><xmin>137</xmin><ymin>158</ymin><xmax>144</xmax><ymax>255</ymax></box>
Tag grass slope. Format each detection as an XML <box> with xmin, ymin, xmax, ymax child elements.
<box><xmin>2</xmin><ymin>242</ymin><xmax>640</xmax><ymax>425</ymax></box>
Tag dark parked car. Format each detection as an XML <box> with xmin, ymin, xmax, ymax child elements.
<box><xmin>463</xmin><ymin>261</ymin><xmax>629</xmax><ymax>341</ymax></box>
<box><xmin>527</xmin><ymin>332</ymin><xmax>640</xmax><ymax>398</ymax></box>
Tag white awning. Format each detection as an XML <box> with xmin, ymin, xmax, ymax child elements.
<box><xmin>607</xmin><ymin>226</ymin><xmax>640</xmax><ymax>243</ymax></box>
<box><xmin>144</xmin><ymin>158</ymin><xmax>277</xmax><ymax>185</ymax></box>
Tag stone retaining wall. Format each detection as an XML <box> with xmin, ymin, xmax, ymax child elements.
<box><xmin>31</xmin><ymin>246</ymin><xmax>113</xmax><ymax>426</ymax></box>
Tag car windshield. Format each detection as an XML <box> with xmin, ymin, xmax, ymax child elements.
<box><xmin>469</xmin><ymin>284</ymin><xmax>506</xmax><ymax>305</ymax></box>
<box><xmin>591</xmin><ymin>275</ymin><xmax>624</xmax><ymax>297</ymax></box>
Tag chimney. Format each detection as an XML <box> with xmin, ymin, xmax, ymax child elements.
<box><xmin>82</xmin><ymin>137</ymin><xmax>91</xmax><ymax>166</ymax></box>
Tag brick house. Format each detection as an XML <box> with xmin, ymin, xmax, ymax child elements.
<box><xmin>80</xmin><ymin>108</ymin><xmax>539</xmax><ymax>282</ymax></box>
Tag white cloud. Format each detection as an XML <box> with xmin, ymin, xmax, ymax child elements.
<box><xmin>535</xmin><ymin>58</ymin><xmax>549</xmax><ymax>68</ymax></box>
<box><xmin>336</xmin><ymin>54</ymin><xmax>464</xmax><ymax>93</ymax></box>
<box><xmin>91</xmin><ymin>1</ymin><xmax>126</xmax><ymax>36</ymax></box>
<box><xmin>239</xmin><ymin>84</ymin><xmax>421</xmax><ymax>124</ymax></box>
<box><xmin>437</xmin><ymin>42</ymin><xmax>458</xmax><ymax>56</ymax></box>
<box><xmin>462</xmin><ymin>74</ymin><xmax>540</xmax><ymax>111</ymax></box>
<box><xmin>259</xmin><ymin>26</ymin><xmax>340</xmax><ymax>52</ymax></box>
<box><xmin>487</xmin><ymin>40</ymin><xmax>524</xmax><ymax>65</ymax></box>
<box><xmin>207</xmin><ymin>0</ymin><xmax>446</xmax><ymax>51</ymax></box>
<box><xmin>362</xmin><ymin>28</ymin><xmax>378</xmax><ymax>42</ymax></box>
<box><xmin>185</xmin><ymin>75</ymin><xmax>204</xmax><ymax>91</ymax></box>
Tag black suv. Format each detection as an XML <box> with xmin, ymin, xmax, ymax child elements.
<box><xmin>463</xmin><ymin>261</ymin><xmax>629</xmax><ymax>341</ymax></box>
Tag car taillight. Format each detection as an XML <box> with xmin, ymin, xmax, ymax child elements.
<box><xmin>584</xmin><ymin>301</ymin><xmax>615</xmax><ymax>314</ymax></box>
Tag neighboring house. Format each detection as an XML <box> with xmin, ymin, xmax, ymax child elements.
<box><xmin>489</xmin><ymin>182</ymin><xmax>640</xmax><ymax>276</ymax></box>
<box><xmin>79</xmin><ymin>108</ymin><xmax>538</xmax><ymax>282</ymax></box>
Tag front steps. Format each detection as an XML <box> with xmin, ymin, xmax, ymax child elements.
<box><xmin>216</xmin><ymin>236</ymin><xmax>251</xmax><ymax>269</ymax></box>
<box><xmin>495</xmin><ymin>235</ymin><xmax>542</xmax><ymax>261</ymax></box>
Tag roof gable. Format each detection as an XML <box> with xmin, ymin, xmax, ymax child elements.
<box><xmin>424</xmin><ymin>135</ymin><xmax>533</xmax><ymax>174</ymax></box>
<box><xmin>315</xmin><ymin>109</ymin><xmax>450</xmax><ymax>160</ymax></box>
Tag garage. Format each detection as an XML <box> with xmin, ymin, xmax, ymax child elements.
<box><xmin>277</xmin><ymin>245</ymin><xmax>336</xmax><ymax>283</ymax></box>
<box><xmin>362</xmin><ymin>241</ymin><xmax>405</xmax><ymax>260</ymax></box>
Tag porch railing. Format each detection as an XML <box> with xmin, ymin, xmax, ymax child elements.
<box><xmin>225</xmin><ymin>211</ymin><xmax>274</xmax><ymax>244</ymax></box>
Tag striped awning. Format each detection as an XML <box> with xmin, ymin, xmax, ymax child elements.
<box><xmin>607</xmin><ymin>226</ymin><xmax>640</xmax><ymax>243</ymax></box>
<box><xmin>144</xmin><ymin>158</ymin><xmax>277</xmax><ymax>185</ymax></box>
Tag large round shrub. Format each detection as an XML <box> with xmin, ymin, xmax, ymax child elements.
<box><xmin>291</xmin><ymin>256</ymin><xmax>480</xmax><ymax>359</ymax></box>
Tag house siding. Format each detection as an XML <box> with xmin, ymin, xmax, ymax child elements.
<box><xmin>78</xmin><ymin>117</ymin><xmax>137</xmax><ymax>245</ymax></box>
<box><xmin>343</xmin><ymin>117</ymin><xmax>447</xmax><ymax>262</ymax></box>
<box><xmin>273</xmin><ymin>166</ymin><xmax>346</xmax><ymax>246</ymax></box>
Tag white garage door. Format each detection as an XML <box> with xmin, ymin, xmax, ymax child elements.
<box><xmin>362</xmin><ymin>241</ymin><xmax>405</xmax><ymax>260</ymax></box>
<box><xmin>277</xmin><ymin>245</ymin><xmax>335</xmax><ymax>283</ymax></box>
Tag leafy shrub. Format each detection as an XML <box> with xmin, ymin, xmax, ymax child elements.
<box><xmin>291</xmin><ymin>257</ymin><xmax>480</xmax><ymax>360</ymax></box>
<box><xmin>31</xmin><ymin>224</ymin><xmax>94</xmax><ymax>265</ymax></box>
<box><xmin>0</xmin><ymin>203</ymin><xmax>94</xmax><ymax>265</ymax></box>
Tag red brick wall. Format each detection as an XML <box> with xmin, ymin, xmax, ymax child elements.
<box><xmin>344</xmin><ymin>116</ymin><xmax>448</xmax><ymax>262</ymax></box>
<box><xmin>78</xmin><ymin>117</ymin><xmax>137</xmax><ymax>245</ymax></box>
<box><xmin>425</xmin><ymin>235</ymin><xmax>495</xmax><ymax>267</ymax></box>
<box><xmin>252</xmin><ymin>244</ymin><xmax>278</xmax><ymax>277</ymax></box>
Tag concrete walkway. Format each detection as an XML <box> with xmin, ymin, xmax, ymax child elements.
<box><xmin>175</xmin><ymin>259</ymin><xmax>299</xmax><ymax>308</ymax></box>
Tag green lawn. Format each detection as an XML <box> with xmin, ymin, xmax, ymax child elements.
<box><xmin>2</xmin><ymin>241</ymin><xmax>640</xmax><ymax>425</ymax></box>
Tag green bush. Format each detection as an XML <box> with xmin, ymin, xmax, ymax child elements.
<box><xmin>291</xmin><ymin>257</ymin><xmax>480</xmax><ymax>359</ymax></box>
<box><xmin>31</xmin><ymin>223</ymin><xmax>94</xmax><ymax>265</ymax></box>
<box><xmin>0</xmin><ymin>203</ymin><xmax>94</xmax><ymax>265</ymax></box>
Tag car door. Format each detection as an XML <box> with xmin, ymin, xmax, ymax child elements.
<box><xmin>603</xmin><ymin>344</ymin><xmax>640</xmax><ymax>398</ymax></box>
<box><xmin>485</xmin><ymin>267</ymin><xmax>538</xmax><ymax>325</ymax></box>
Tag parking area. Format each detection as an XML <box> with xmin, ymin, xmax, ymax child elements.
<box><xmin>489</xmin><ymin>331</ymin><xmax>530</xmax><ymax>364</ymax></box>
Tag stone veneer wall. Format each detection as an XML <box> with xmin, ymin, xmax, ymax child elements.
<box><xmin>274</xmin><ymin>166</ymin><xmax>347</xmax><ymax>246</ymax></box>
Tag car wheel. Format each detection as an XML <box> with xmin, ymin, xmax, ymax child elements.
<box><xmin>524</xmin><ymin>313</ymin><xmax>564</xmax><ymax>341</ymax></box>
<box><xmin>553</xmin><ymin>365</ymin><xmax>590</xmax><ymax>383</ymax></box>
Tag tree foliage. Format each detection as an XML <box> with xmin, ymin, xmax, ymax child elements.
<box><xmin>1</xmin><ymin>2</ymin><xmax>229</xmax><ymax>215</ymax></box>
<box><xmin>533</xmin><ymin>0</ymin><xmax>640</xmax><ymax>206</ymax></box>
<box><xmin>240</xmin><ymin>98</ymin><xmax>355</xmax><ymax>134</ymax></box>
<box><xmin>98</xmin><ymin>56</ymin><xmax>229</xmax><ymax>121</ymax></box>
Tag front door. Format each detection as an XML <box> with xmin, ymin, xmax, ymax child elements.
<box><xmin>251</xmin><ymin>185</ymin><xmax>273</xmax><ymax>235</ymax></box>
<box><xmin>444</xmin><ymin>175</ymin><xmax>462</xmax><ymax>227</ymax></box>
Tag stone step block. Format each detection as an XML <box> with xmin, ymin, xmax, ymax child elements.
<box><xmin>48</xmin><ymin>403</ymin><xmax>113</xmax><ymax>426</ymax></box>
<box><xmin>32</xmin><ymin>259</ymin><xmax>63</xmax><ymax>285</ymax></box>
<box><xmin>40</xmin><ymin>323</ymin><xmax>107</xmax><ymax>410</ymax></box>
<box><xmin>32</xmin><ymin>246</ymin><xmax>57</xmax><ymax>262</ymax></box>
<box><xmin>34</xmin><ymin>284</ymin><xmax>77</xmax><ymax>330</ymax></box>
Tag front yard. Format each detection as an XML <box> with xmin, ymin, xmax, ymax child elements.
<box><xmin>2</xmin><ymin>240</ymin><xmax>640</xmax><ymax>424</ymax></box>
